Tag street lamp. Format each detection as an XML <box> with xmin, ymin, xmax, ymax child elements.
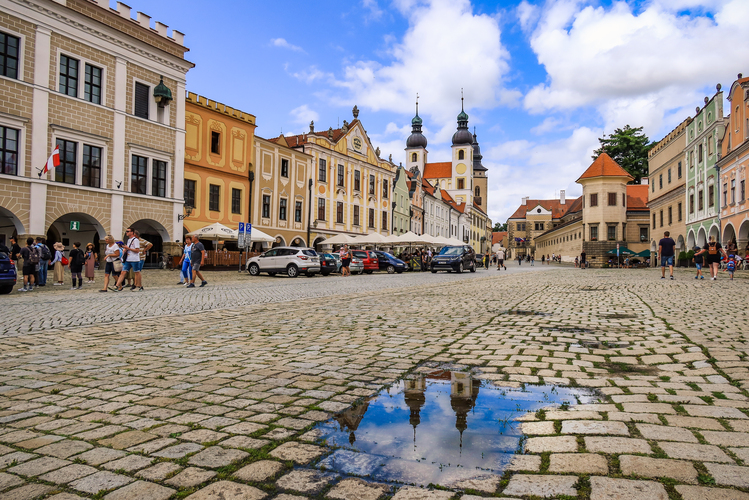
<box><xmin>178</xmin><ymin>205</ymin><xmax>193</xmax><ymax>221</ymax></box>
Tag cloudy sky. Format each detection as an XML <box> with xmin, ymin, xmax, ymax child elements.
<box><xmin>144</xmin><ymin>0</ymin><xmax>749</xmax><ymax>223</ymax></box>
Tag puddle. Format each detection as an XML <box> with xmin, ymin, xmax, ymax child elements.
<box><xmin>315</xmin><ymin>370</ymin><xmax>597</xmax><ymax>487</ymax></box>
<box><xmin>503</xmin><ymin>310</ymin><xmax>549</xmax><ymax>316</ymax></box>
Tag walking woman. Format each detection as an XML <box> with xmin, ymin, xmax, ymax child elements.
<box><xmin>51</xmin><ymin>242</ymin><xmax>65</xmax><ymax>285</ymax></box>
<box><xmin>179</xmin><ymin>236</ymin><xmax>192</xmax><ymax>285</ymax></box>
<box><xmin>695</xmin><ymin>235</ymin><xmax>727</xmax><ymax>280</ymax></box>
<box><xmin>84</xmin><ymin>243</ymin><xmax>97</xmax><ymax>283</ymax></box>
<box><xmin>100</xmin><ymin>235</ymin><xmax>120</xmax><ymax>292</ymax></box>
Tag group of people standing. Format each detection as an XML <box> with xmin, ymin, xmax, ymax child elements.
<box><xmin>5</xmin><ymin>237</ymin><xmax>98</xmax><ymax>291</ymax></box>
<box><xmin>176</xmin><ymin>235</ymin><xmax>208</xmax><ymax>287</ymax></box>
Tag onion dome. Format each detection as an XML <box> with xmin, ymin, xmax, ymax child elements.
<box><xmin>452</xmin><ymin>97</ymin><xmax>473</xmax><ymax>145</ymax></box>
<box><xmin>472</xmin><ymin>129</ymin><xmax>487</xmax><ymax>172</ymax></box>
<box><xmin>406</xmin><ymin>99</ymin><xmax>428</xmax><ymax>149</ymax></box>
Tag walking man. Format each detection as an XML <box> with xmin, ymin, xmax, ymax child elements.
<box><xmin>36</xmin><ymin>237</ymin><xmax>50</xmax><ymax>286</ymax></box>
<box><xmin>114</xmin><ymin>227</ymin><xmax>140</xmax><ymax>291</ymax></box>
<box><xmin>187</xmin><ymin>235</ymin><xmax>207</xmax><ymax>288</ymax></box>
<box><xmin>658</xmin><ymin>231</ymin><xmax>676</xmax><ymax>280</ymax></box>
<box><xmin>18</xmin><ymin>238</ymin><xmax>39</xmax><ymax>291</ymax></box>
<box><xmin>580</xmin><ymin>250</ymin><xmax>586</xmax><ymax>269</ymax></box>
<box><xmin>496</xmin><ymin>247</ymin><xmax>505</xmax><ymax>270</ymax></box>
<box><xmin>134</xmin><ymin>230</ymin><xmax>152</xmax><ymax>291</ymax></box>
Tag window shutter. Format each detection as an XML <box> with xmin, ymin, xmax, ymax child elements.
<box><xmin>134</xmin><ymin>82</ymin><xmax>149</xmax><ymax>119</ymax></box>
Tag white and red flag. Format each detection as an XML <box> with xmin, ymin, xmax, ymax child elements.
<box><xmin>39</xmin><ymin>145</ymin><xmax>60</xmax><ymax>178</ymax></box>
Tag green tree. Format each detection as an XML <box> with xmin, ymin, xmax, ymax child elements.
<box><xmin>493</xmin><ymin>222</ymin><xmax>507</xmax><ymax>232</ymax></box>
<box><xmin>593</xmin><ymin>125</ymin><xmax>652</xmax><ymax>184</ymax></box>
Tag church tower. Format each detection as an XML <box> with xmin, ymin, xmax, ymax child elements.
<box><xmin>451</xmin><ymin>94</ymin><xmax>473</xmax><ymax>206</ymax></box>
<box><xmin>472</xmin><ymin>129</ymin><xmax>488</xmax><ymax>213</ymax></box>
<box><xmin>405</xmin><ymin>96</ymin><xmax>427</xmax><ymax>173</ymax></box>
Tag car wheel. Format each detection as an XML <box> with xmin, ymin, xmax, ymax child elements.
<box><xmin>321</xmin><ymin>271</ymin><xmax>330</xmax><ymax>276</ymax></box>
<box><xmin>248</xmin><ymin>263</ymin><xmax>260</xmax><ymax>276</ymax></box>
<box><xmin>0</xmin><ymin>285</ymin><xmax>13</xmax><ymax>295</ymax></box>
<box><xmin>387</xmin><ymin>265</ymin><xmax>395</xmax><ymax>274</ymax></box>
<box><xmin>287</xmin><ymin>264</ymin><xmax>299</xmax><ymax>278</ymax></box>
<box><xmin>458</xmin><ymin>262</ymin><xmax>464</xmax><ymax>273</ymax></box>
<box><xmin>268</xmin><ymin>272</ymin><xmax>276</xmax><ymax>277</ymax></box>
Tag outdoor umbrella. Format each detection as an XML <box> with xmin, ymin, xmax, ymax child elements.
<box><xmin>320</xmin><ymin>233</ymin><xmax>356</xmax><ymax>246</ymax></box>
<box><xmin>396</xmin><ymin>231</ymin><xmax>428</xmax><ymax>245</ymax></box>
<box><xmin>606</xmin><ymin>247</ymin><xmax>636</xmax><ymax>256</ymax></box>
<box><xmin>351</xmin><ymin>232</ymin><xmax>388</xmax><ymax>245</ymax></box>
<box><xmin>187</xmin><ymin>222</ymin><xmax>238</xmax><ymax>240</ymax></box>
<box><xmin>431</xmin><ymin>235</ymin><xmax>452</xmax><ymax>247</ymax></box>
<box><xmin>247</xmin><ymin>226</ymin><xmax>275</xmax><ymax>243</ymax></box>
<box><xmin>635</xmin><ymin>249</ymin><xmax>652</xmax><ymax>258</ymax></box>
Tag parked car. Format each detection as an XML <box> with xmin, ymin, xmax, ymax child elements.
<box><xmin>351</xmin><ymin>250</ymin><xmax>379</xmax><ymax>274</ymax></box>
<box><xmin>0</xmin><ymin>251</ymin><xmax>17</xmax><ymax>294</ymax></box>
<box><xmin>430</xmin><ymin>245</ymin><xmax>476</xmax><ymax>273</ymax></box>
<box><xmin>246</xmin><ymin>247</ymin><xmax>320</xmax><ymax>278</ymax></box>
<box><xmin>331</xmin><ymin>253</ymin><xmax>364</xmax><ymax>275</ymax></box>
<box><xmin>374</xmin><ymin>251</ymin><xmax>407</xmax><ymax>274</ymax></box>
<box><xmin>320</xmin><ymin>253</ymin><xmax>338</xmax><ymax>276</ymax></box>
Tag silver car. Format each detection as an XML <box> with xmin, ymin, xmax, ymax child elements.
<box><xmin>247</xmin><ymin>247</ymin><xmax>320</xmax><ymax>278</ymax></box>
<box><xmin>331</xmin><ymin>253</ymin><xmax>364</xmax><ymax>275</ymax></box>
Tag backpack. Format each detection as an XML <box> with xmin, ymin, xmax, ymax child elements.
<box><xmin>28</xmin><ymin>246</ymin><xmax>40</xmax><ymax>264</ymax></box>
<box><xmin>708</xmin><ymin>243</ymin><xmax>718</xmax><ymax>255</ymax></box>
<box><xmin>727</xmin><ymin>260</ymin><xmax>736</xmax><ymax>272</ymax></box>
<box><xmin>39</xmin><ymin>244</ymin><xmax>51</xmax><ymax>261</ymax></box>
<box><xmin>73</xmin><ymin>249</ymin><xmax>85</xmax><ymax>266</ymax></box>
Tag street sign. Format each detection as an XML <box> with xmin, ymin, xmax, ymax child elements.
<box><xmin>238</xmin><ymin>232</ymin><xmax>245</xmax><ymax>247</ymax></box>
<box><xmin>238</xmin><ymin>222</ymin><xmax>244</xmax><ymax>233</ymax></box>
<box><xmin>245</xmin><ymin>224</ymin><xmax>252</xmax><ymax>248</ymax></box>
<box><xmin>70</xmin><ymin>221</ymin><xmax>80</xmax><ymax>231</ymax></box>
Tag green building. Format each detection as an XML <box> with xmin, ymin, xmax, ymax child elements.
<box><xmin>393</xmin><ymin>164</ymin><xmax>412</xmax><ymax>234</ymax></box>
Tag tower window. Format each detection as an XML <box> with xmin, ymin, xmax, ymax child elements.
<box><xmin>475</xmin><ymin>186</ymin><xmax>480</xmax><ymax>197</ymax></box>
<box><xmin>411</xmin><ymin>153</ymin><xmax>417</xmax><ymax>162</ymax></box>
<box><xmin>458</xmin><ymin>150</ymin><xmax>464</xmax><ymax>160</ymax></box>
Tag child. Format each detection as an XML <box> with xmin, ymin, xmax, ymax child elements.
<box><xmin>692</xmin><ymin>246</ymin><xmax>704</xmax><ymax>280</ymax></box>
<box><xmin>726</xmin><ymin>254</ymin><xmax>736</xmax><ymax>280</ymax></box>
<box><xmin>68</xmin><ymin>242</ymin><xmax>84</xmax><ymax>289</ymax></box>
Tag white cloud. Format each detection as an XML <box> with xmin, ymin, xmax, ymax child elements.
<box><xmin>286</xmin><ymin>65</ymin><xmax>332</xmax><ymax>84</ymax></box>
<box><xmin>362</xmin><ymin>0</ymin><xmax>384</xmax><ymax>20</ymax></box>
<box><xmin>522</xmin><ymin>0</ymin><xmax>749</xmax><ymax>135</ymax></box>
<box><xmin>271</xmin><ymin>38</ymin><xmax>305</xmax><ymax>53</ymax></box>
<box><xmin>290</xmin><ymin>104</ymin><xmax>319</xmax><ymax>126</ymax></box>
<box><xmin>333</xmin><ymin>0</ymin><xmax>514</xmax><ymax>132</ymax></box>
<box><xmin>530</xmin><ymin>117</ymin><xmax>567</xmax><ymax>135</ymax></box>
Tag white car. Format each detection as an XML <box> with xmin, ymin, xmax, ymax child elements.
<box><xmin>247</xmin><ymin>247</ymin><xmax>320</xmax><ymax>278</ymax></box>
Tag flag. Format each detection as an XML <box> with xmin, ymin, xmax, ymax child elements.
<box><xmin>39</xmin><ymin>146</ymin><xmax>60</xmax><ymax>178</ymax></box>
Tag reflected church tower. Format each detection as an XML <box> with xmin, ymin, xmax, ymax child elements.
<box><xmin>404</xmin><ymin>375</ymin><xmax>427</xmax><ymax>448</ymax></box>
<box><xmin>450</xmin><ymin>372</ymin><xmax>481</xmax><ymax>452</ymax></box>
<box><xmin>335</xmin><ymin>399</ymin><xmax>371</xmax><ymax>446</ymax></box>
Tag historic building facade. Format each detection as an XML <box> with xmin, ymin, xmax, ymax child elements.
<box><xmin>685</xmin><ymin>86</ymin><xmax>725</xmax><ymax>248</ymax></box>
<box><xmin>273</xmin><ymin>107</ymin><xmax>396</xmax><ymax>249</ymax></box>
<box><xmin>0</xmin><ymin>0</ymin><xmax>192</xmax><ymax>259</ymax></box>
<box><xmin>183</xmin><ymin>92</ymin><xmax>255</xmax><ymax>245</ymax></box>
<box><xmin>392</xmin><ymin>163</ymin><xmax>411</xmax><ymax>234</ymax></box>
<box><xmin>506</xmin><ymin>192</ymin><xmax>574</xmax><ymax>259</ymax></box>
<box><xmin>647</xmin><ymin>117</ymin><xmax>691</xmax><ymax>256</ymax></box>
<box><xmin>718</xmin><ymin>74</ymin><xmax>749</xmax><ymax>254</ymax></box>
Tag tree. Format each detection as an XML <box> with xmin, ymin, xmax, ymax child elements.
<box><xmin>593</xmin><ymin>125</ymin><xmax>652</xmax><ymax>184</ymax></box>
<box><xmin>493</xmin><ymin>222</ymin><xmax>507</xmax><ymax>232</ymax></box>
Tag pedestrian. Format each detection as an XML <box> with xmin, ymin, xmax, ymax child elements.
<box><xmin>658</xmin><ymin>231</ymin><xmax>676</xmax><ymax>280</ymax></box>
<box><xmin>339</xmin><ymin>245</ymin><xmax>351</xmax><ymax>277</ymax></box>
<box><xmin>695</xmin><ymin>235</ymin><xmax>726</xmax><ymax>280</ymax></box>
<box><xmin>496</xmin><ymin>247</ymin><xmax>506</xmax><ymax>270</ymax></box>
<box><xmin>68</xmin><ymin>242</ymin><xmax>84</xmax><ymax>289</ymax></box>
<box><xmin>541</xmin><ymin>254</ymin><xmax>545</xmax><ymax>265</ymax></box>
<box><xmin>51</xmin><ymin>242</ymin><xmax>65</xmax><ymax>285</ymax></box>
<box><xmin>726</xmin><ymin>254</ymin><xmax>736</xmax><ymax>280</ymax></box>
<box><xmin>134</xmin><ymin>229</ymin><xmax>152</xmax><ymax>291</ymax></box>
<box><xmin>101</xmin><ymin>235</ymin><xmax>121</xmax><ymax>292</ymax></box>
<box><xmin>179</xmin><ymin>236</ymin><xmax>192</xmax><ymax>285</ymax></box>
<box><xmin>530</xmin><ymin>254</ymin><xmax>535</xmax><ymax>266</ymax></box>
<box><xmin>36</xmin><ymin>238</ymin><xmax>50</xmax><ymax>286</ymax></box>
<box><xmin>84</xmin><ymin>243</ymin><xmax>97</xmax><ymax>283</ymax></box>
<box><xmin>574</xmin><ymin>256</ymin><xmax>579</xmax><ymax>268</ymax></box>
<box><xmin>691</xmin><ymin>246</ymin><xmax>704</xmax><ymax>280</ymax></box>
<box><xmin>484</xmin><ymin>251</ymin><xmax>490</xmax><ymax>269</ymax></box>
<box><xmin>114</xmin><ymin>227</ymin><xmax>141</xmax><ymax>291</ymax></box>
<box><xmin>9</xmin><ymin>236</ymin><xmax>21</xmax><ymax>270</ymax></box>
<box><xmin>18</xmin><ymin>237</ymin><xmax>39</xmax><ymax>291</ymax></box>
<box><xmin>580</xmin><ymin>250</ymin><xmax>586</xmax><ymax>269</ymax></box>
<box><xmin>187</xmin><ymin>235</ymin><xmax>207</xmax><ymax>288</ymax></box>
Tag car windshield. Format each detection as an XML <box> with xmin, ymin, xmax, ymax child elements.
<box><xmin>352</xmin><ymin>251</ymin><xmax>367</xmax><ymax>258</ymax></box>
<box><xmin>380</xmin><ymin>252</ymin><xmax>395</xmax><ymax>259</ymax></box>
<box><xmin>438</xmin><ymin>247</ymin><xmax>463</xmax><ymax>256</ymax></box>
<box><xmin>301</xmin><ymin>250</ymin><xmax>317</xmax><ymax>256</ymax></box>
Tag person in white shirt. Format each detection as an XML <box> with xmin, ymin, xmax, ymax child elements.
<box><xmin>114</xmin><ymin>227</ymin><xmax>141</xmax><ymax>291</ymax></box>
<box><xmin>495</xmin><ymin>248</ymin><xmax>506</xmax><ymax>270</ymax></box>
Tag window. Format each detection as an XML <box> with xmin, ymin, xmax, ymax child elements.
<box><xmin>318</xmin><ymin>158</ymin><xmax>326</xmax><ymax>182</ymax></box>
<box><xmin>134</xmin><ymin>82</ymin><xmax>149</xmax><ymax>119</ymax></box>
<box><xmin>0</xmin><ymin>32</ymin><xmax>20</xmax><ymax>79</ymax></box>
<box><xmin>209</xmin><ymin>184</ymin><xmax>220</xmax><ymax>211</ymax></box>
<box><xmin>607</xmin><ymin>225</ymin><xmax>616</xmax><ymax>241</ymax></box>
<box><xmin>723</xmin><ymin>183</ymin><xmax>728</xmax><ymax>207</ymax></box>
<box><xmin>516</xmin><ymin>222</ymin><xmax>522</xmax><ymax>231</ymax></box>
<box><xmin>279</xmin><ymin>198</ymin><xmax>287</xmax><ymax>221</ymax></box>
<box><xmin>78</xmin><ymin>144</ymin><xmax>101</xmax><ymax>188</ymax></box>
<box><xmin>317</xmin><ymin>198</ymin><xmax>325</xmax><ymax>220</ymax></box>
<box><xmin>698</xmin><ymin>144</ymin><xmax>703</xmax><ymax>163</ymax></box>
<box><xmin>59</xmin><ymin>55</ymin><xmax>78</xmax><ymax>97</ymax></box>
<box><xmin>677</xmin><ymin>161</ymin><xmax>682</xmax><ymax>178</ymax></box>
<box><xmin>0</xmin><ymin>126</ymin><xmax>19</xmax><ymax>175</ymax></box>
<box><xmin>184</xmin><ymin>179</ymin><xmax>196</xmax><ymax>208</ymax></box>
<box><xmin>83</xmin><ymin>64</ymin><xmax>102</xmax><ymax>104</ymax></box>
<box><xmin>294</xmin><ymin>201</ymin><xmax>302</xmax><ymax>223</ymax></box>
<box><xmin>708</xmin><ymin>185</ymin><xmax>714</xmax><ymax>207</ymax></box>
<box><xmin>382</xmin><ymin>179</ymin><xmax>388</xmax><ymax>198</ymax></box>
<box><xmin>659</xmin><ymin>174</ymin><xmax>662</xmax><ymax>189</ymax></box>
<box><xmin>457</xmin><ymin>178</ymin><xmax>465</xmax><ymax>189</ymax></box>
<box><xmin>652</xmin><ymin>213</ymin><xmax>656</xmax><ymax>229</ymax></box>
<box><xmin>411</xmin><ymin>152</ymin><xmax>417</xmax><ymax>162</ymax></box>
<box><xmin>368</xmin><ymin>208</ymin><xmax>375</xmax><ymax>228</ymax></box>
<box><xmin>458</xmin><ymin>150</ymin><xmax>464</xmax><ymax>160</ymax></box>
<box><xmin>369</xmin><ymin>174</ymin><xmax>375</xmax><ymax>195</ymax></box>
<box><xmin>668</xmin><ymin>168</ymin><xmax>671</xmax><ymax>184</ymax></box>
<box><xmin>535</xmin><ymin>223</ymin><xmax>544</xmax><ymax>231</ymax></box>
<box><xmin>652</xmin><ymin>182</ymin><xmax>655</xmax><ymax>193</ymax></box>
<box><xmin>336</xmin><ymin>201</ymin><xmax>343</xmax><ymax>223</ymax></box>
<box><xmin>475</xmin><ymin>186</ymin><xmax>480</xmax><ymax>197</ymax></box>
<box><xmin>337</xmin><ymin>164</ymin><xmax>344</xmax><ymax>187</ymax></box>
<box><xmin>589</xmin><ymin>193</ymin><xmax>598</xmax><ymax>207</ymax></box>
<box><xmin>689</xmin><ymin>151</ymin><xmax>694</xmax><ymax>168</ymax></box>
<box><xmin>210</xmin><ymin>131</ymin><xmax>220</xmax><ymax>154</ymax></box>
<box><xmin>281</xmin><ymin>159</ymin><xmax>289</xmax><ymax>178</ymax></box>
<box><xmin>668</xmin><ymin>206</ymin><xmax>672</xmax><ymax>225</ymax></box>
<box><xmin>262</xmin><ymin>195</ymin><xmax>271</xmax><ymax>218</ymax></box>
<box><xmin>708</xmin><ymin>138</ymin><xmax>714</xmax><ymax>156</ymax></box>
<box><xmin>353</xmin><ymin>205</ymin><xmax>360</xmax><ymax>226</ymax></box>
<box><xmin>659</xmin><ymin>210</ymin><xmax>663</xmax><ymax>227</ymax></box>
<box><xmin>689</xmin><ymin>193</ymin><xmax>694</xmax><ymax>214</ymax></box>
<box><xmin>231</xmin><ymin>188</ymin><xmax>241</xmax><ymax>214</ymax></box>
<box><xmin>730</xmin><ymin>180</ymin><xmax>736</xmax><ymax>204</ymax></box>
<box><xmin>640</xmin><ymin>227</ymin><xmax>648</xmax><ymax>242</ymax></box>
<box><xmin>590</xmin><ymin>225</ymin><xmax>598</xmax><ymax>241</ymax></box>
<box><xmin>382</xmin><ymin>211</ymin><xmax>388</xmax><ymax>230</ymax></box>
<box><xmin>151</xmin><ymin>160</ymin><xmax>166</xmax><ymax>197</ymax></box>
<box><xmin>741</xmin><ymin>180</ymin><xmax>746</xmax><ymax>202</ymax></box>
<box><xmin>608</xmin><ymin>192</ymin><xmax>617</xmax><ymax>206</ymax></box>
<box><xmin>354</xmin><ymin>170</ymin><xmax>360</xmax><ymax>191</ymax></box>
<box><xmin>622</xmin><ymin>223</ymin><xmax>627</xmax><ymax>241</ymax></box>
<box><xmin>677</xmin><ymin>202</ymin><xmax>682</xmax><ymax>222</ymax></box>
<box><xmin>130</xmin><ymin>154</ymin><xmax>147</xmax><ymax>193</ymax></box>
<box><xmin>698</xmin><ymin>190</ymin><xmax>704</xmax><ymax>211</ymax></box>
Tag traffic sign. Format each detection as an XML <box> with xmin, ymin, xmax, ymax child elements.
<box><xmin>245</xmin><ymin>223</ymin><xmax>252</xmax><ymax>248</ymax></box>
<box><xmin>238</xmin><ymin>222</ymin><xmax>244</xmax><ymax>233</ymax></box>
<box><xmin>70</xmin><ymin>221</ymin><xmax>80</xmax><ymax>231</ymax></box>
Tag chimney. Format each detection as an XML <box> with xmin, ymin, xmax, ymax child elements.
<box><xmin>521</xmin><ymin>196</ymin><xmax>528</xmax><ymax>206</ymax></box>
<box><xmin>560</xmin><ymin>190</ymin><xmax>566</xmax><ymax>205</ymax></box>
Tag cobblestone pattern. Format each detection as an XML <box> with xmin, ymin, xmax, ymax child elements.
<box><xmin>0</xmin><ymin>267</ymin><xmax>747</xmax><ymax>499</ymax></box>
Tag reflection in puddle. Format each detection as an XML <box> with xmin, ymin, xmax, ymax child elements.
<box><xmin>316</xmin><ymin>370</ymin><xmax>596</xmax><ymax>488</ymax></box>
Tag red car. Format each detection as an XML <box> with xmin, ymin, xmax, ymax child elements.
<box><xmin>351</xmin><ymin>250</ymin><xmax>378</xmax><ymax>274</ymax></box>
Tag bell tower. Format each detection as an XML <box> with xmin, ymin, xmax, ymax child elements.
<box><xmin>405</xmin><ymin>94</ymin><xmax>427</xmax><ymax>172</ymax></box>
<box><xmin>451</xmin><ymin>91</ymin><xmax>473</xmax><ymax>206</ymax></box>
<box><xmin>472</xmin><ymin>129</ymin><xmax>488</xmax><ymax>213</ymax></box>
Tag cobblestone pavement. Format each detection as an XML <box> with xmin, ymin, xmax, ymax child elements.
<box><xmin>0</xmin><ymin>267</ymin><xmax>748</xmax><ymax>500</ymax></box>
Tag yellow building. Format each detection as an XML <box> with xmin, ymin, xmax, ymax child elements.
<box><xmin>183</xmin><ymin>93</ymin><xmax>255</xmax><ymax>247</ymax></box>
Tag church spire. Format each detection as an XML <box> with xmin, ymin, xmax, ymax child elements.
<box><xmin>407</xmin><ymin>93</ymin><xmax>427</xmax><ymax>148</ymax></box>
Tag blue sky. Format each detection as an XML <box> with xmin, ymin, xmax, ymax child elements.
<box><xmin>133</xmin><ymin>0</ymin><xmax>749</xmax><ymax>223</ymax></box>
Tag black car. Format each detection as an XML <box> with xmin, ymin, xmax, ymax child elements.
<box><xmin>319</xmin><ymin>253</ymin><xmax>338</xmax><ymax>276</ymax></box>
<box><xmin>431</xmin><ymin>245</ymin><xmax>477</xmax><ymax>273</ymax></box>
<box><xmin>374</xmin><ymin>251</ymin><xmax>407</xmax><ymax>274</ymax></box>
<box><xmin>0</xmin><ymin>251</ymin><xmax>18</xmax><ymax>294</ymax></box>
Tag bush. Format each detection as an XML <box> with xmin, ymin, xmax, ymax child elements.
<box><xmin>686</xmin><ymin>250</ymin><xmax>695</xmax><ymax>259</ymax></box>
<box><xmin>602</xmin><ymin>264</ymin><xmax>610</xmax><ymax>268</ymax></box>
<box><xmin>678</xmin><ymin>251</ymin><xmax>688</xmax><ymax>260</ymax></box>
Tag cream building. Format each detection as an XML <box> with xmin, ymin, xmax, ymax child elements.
<box><xmin>0</xmin><ymin>0</ymin><xmax>192</xmax><ymax>261</ymax></box>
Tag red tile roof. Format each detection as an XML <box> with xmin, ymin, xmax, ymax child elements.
<box><xmin>441</xmin><ymin>190</ymin><xmax>465</xmax><ymax>213</ymax></box>
<box><xmin>577</xmin><ymin>153</ymin><xmax>633</xmax><ymax>182</ymax></box>
<box><xmin>269</xmin><ymin>120</ymin><xmax>362</xmax><ymax>149</ymax></box>
<box><xmin>492</xmin><ymin>231</ymin><xmax>507</xmax><ymax>245</ymax></box>
<box><xmin>422</xmin><ymin>178</ymin><xmax>435</xmax><ymax>196</ymax></box>
<box><xmin>508</xmin><ymin>199</ymin><xmax>574</xmax><ymax>219</ymax></box>
<box><xmin>423</xmin><ymin>162</ymin><xmax>452</xmax><ymax>179</ymax></box>
<box><xmin>626</xmin><ymin>185</ymin><xmax>649</xmax><ymax>210</ymax></box>
<box><xmin>564</xmin><ymin>196</ymin><xmax>583</xmax><ymax>215</ymax></box>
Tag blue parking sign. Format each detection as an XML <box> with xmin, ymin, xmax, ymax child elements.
<box><xmin>238</xmin><ymin>222</ymin><xmax>244</xmax><ymax>232</ymax></box>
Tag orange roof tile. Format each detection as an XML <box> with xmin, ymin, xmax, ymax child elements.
<box><xmin>577</xmin><ymin>153</ymin><xmax>633</xmax><ymax>182</ymax></box>
<box><xmin>422</xmin><ymin>178</ymin><xmax>435</xmax><ymax>196</ymax></box>
<box><xmin>492</xmin><ymin>232</ymin><xmax>507</xmax><ymax>245</ymax></box>
<box><xmin>626</xmin><ymin>185</ymin><xmax>649</xmax><ymax>210</ymax></box>
<box><xmin>564</xmin><ymin>196</ymin><xmax>583</xmax><ymax>214</ymax></box>
<box><xmin>423</xmin><ymin>162</ymin><xmax>452</xmax><ymax>179</ymax></box>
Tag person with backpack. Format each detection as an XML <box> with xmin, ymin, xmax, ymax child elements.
<box><xmin>726</xmin><ymin>255</ymin><xmax>737</xmax><ymax>280</ymax></box>
<box><xmin>68</xmin><ymin>242</ymin><xmax>85</xmax><ymax>290</ymax></box>
<box><xmin>692</xmin><ymin>246</ymin><xmax>704</xmax><ymax>280</ymax></box>
<box><xmin>36</xmin><ymin>237</ymin><xmax>51</xmax><ymax>286</ymax></box>
<box><xmin>18</xmin><ymin>238</ymin><xmax>39</xmax><ymax>291</ymax></box>
<box><xmin>50</xmin><ymin>242</ymin><xmax>66</xmax><ymax>285</ymax></box>
<box><xmin>695</xmin><ymin>235</ymin><xmax>727</xmax><ymax>280</ymax></box>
